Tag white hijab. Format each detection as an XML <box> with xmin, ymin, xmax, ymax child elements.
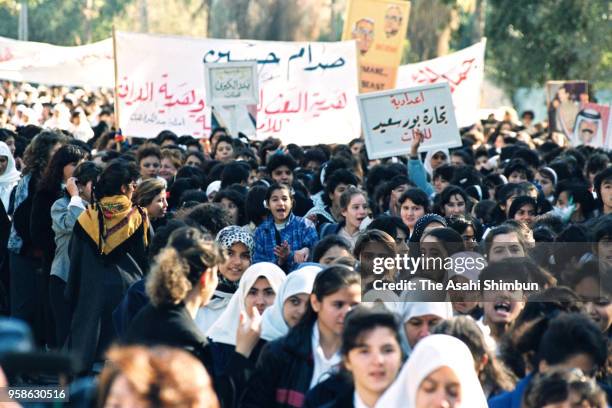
<box><xmin>375</xmin><ymin>334</ymin><xmax>488</xmax><ymax>408</ymax></box>
<box><xmin>206</xmin><ymin>262</ymin><xmax>286</xmax><ymax>345</ymax></box>
<box><xmin>423</xmin><ymin>148</ymin><xmax>449</xmax><ymax>176</ymax></box>
<box><xmin>260</xmin><ymin>265</ymin><xmax>322</xmax><ymax>341</ymax></box>
<box><xmin>394</xmin><ymin>301</ymin><xmax>454</xmax><ymax>324</ymax></box>
<box><xmin>0</xmin><ymin>141</ymin><xmax>20</xmax><ymax>210</ymax></box>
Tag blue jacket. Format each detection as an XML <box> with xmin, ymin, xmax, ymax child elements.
<box><xmin>488</xmin><ymin>374</ymin><xmax>533</xmax><ymax>408</ymax></box>
<box><xmin>253</xmin><ymin>213</ymin><xmax>319</xmax><ymax>272</ymax></box>
<box><xmin>408</xmin><ymin>158</ymin><xmax>435</xmax><ymax>197</ymax></box>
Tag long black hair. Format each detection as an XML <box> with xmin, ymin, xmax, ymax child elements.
<box><xmin>93</xmin><ymin>159</ymin><xmax>139</xmax><ymax>200</ymax></box>
<box><xmin>38</xmin><ymin>144</ymin><xmax>88</xmax><ymax>194</ymax></box>
<box><xmin>295</xmin><ymin>265</ymin><xmax>360</xmax><ymax>330</ymax></box>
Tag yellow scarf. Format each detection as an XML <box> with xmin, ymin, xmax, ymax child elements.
<box><xmin>78</xmin><ymin>195</ymin><xmax>149</xmax><ymax>255</ymax></box>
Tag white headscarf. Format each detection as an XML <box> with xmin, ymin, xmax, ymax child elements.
<box><xmin>260</xmin><ymin>265</ymin><xmax>322</xmax><ymax>341</ymax></box>
<box><xmin>394</xmin><ymin>300</ymin><xmax>454</xmax><ymax>324</ymax></box>
<box><xmin>375</xmin><ymin>334</ymin><xmax>488</xmax><ymax>408</ymax></box>
<box><xmin>0</xmin><ymin>141</ymin><xmax>21</xmax><ymax>210</ymax></box>
<box><xmin>206</xmin><ymin>262</ymin><xmax>286</xmax><ymax>345</ymax></box>
<box><xmin>423</xmin><ymin>148</ymin><xmax>449</xmax><ymax>176</ymax></box>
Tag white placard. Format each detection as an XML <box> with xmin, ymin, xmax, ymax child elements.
<box><xmin>204</xmin><ymin>61</ymin><xmax>259</xmax><ymax>106</ymax></box>
<box><xmin>358</xmin><ymin>82</ymin><xmax>461</xmax><ymax>159</ymax></box>
<box><xmin>396</xmin><ymin>40</ymin><xmax>486</xmax><ymax>128</ymax></box>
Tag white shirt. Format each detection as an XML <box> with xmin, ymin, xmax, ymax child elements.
<box><xmin>309</xmin><ymin>323</ymin><xmax>341</xmax><ymax>389</ymax></box>
<box><xmin>354</xmin><ymin>392</ymin><xmax>371</xmax><ymax>408</ymax></box>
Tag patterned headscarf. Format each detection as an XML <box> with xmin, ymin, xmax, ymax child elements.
<box><xmin>216</xmin><ymin>225</ymin><xmax>255</xmax><ymax>258</ymax></box>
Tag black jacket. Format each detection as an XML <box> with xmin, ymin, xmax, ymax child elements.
<box><xmin>304</xmin><ymin>373</ymin><xmax>354</xmax><ymax>408</ymax></box>
<box><xmin>241</xmin><ymin>320</ymin><xmax>316</xmax><ymax>408</ymax></box>
<box><xmin>125</xmin><ymin>302</ymin><xmax>253</xmax><ymax>408</ymax></box>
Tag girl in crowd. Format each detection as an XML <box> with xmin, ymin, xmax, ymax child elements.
<box><xmin>407</xmin><ymin>213</ymin><xmax>447</xmax><ymax>259</ymax></box>
<box><xmin>320</xmin><ymin>187</ymin><xmax>369</xmax><ymax>249</ymax></box>
<box><xmin>195</xmin><ymin>225</ymin><xmax>254</xmax><ymax>333</ymax></box>
<box><xmin>534</xmin><ymin>166</ymin><xmax>557</xmax><ymax>203</ymax></box>
<box><xmin>133</xmin><ymin>178</ymin><xmax>168</xmax><ymax>231</ymax></box>
<box><xmin>396</xmin><ymin>302</ymin><xmax>454</xmax><ymax>351</ymax></box>
<box><xmin>260</xmin><ymin>264</ymin><xmax>322</xmax><ymax>342</ymax></box>
<box><xmin>399</xmin><ymin>188</ymin><xmax>430</xmax><ymax>237</ymax></box>
<box><xmin>98</xmin><ymin>346</ymin><xmax>220</xmax><ymax>408</ymax></box>
<box><xmin>312</xmin><ymin>235</ymin><xmax>353</xmax><ymax>265</ymax></box>
<box><xmin>418</xmin><ymin>227</ymin><xmax>466</xmax><ymax>284</ymax></box>
<box><xmin>554</xmin><ymin>180</ymin><xmax>596</xmax><ymax>224</ymax></box>
<box><xmin>567</xmin><ymin>261</ymin><xmax>612</xmax><ymax>336</ymax></box>
<box><xmin>65</xmin><ymin>159</ymin><xmax>149</xmax><ymax>373</ymax></box>
<box><xmin>126</xmin><ymin>226</ymin><xmax>254</xmax><ymax>408</ymax></box>
<box><xmin>0</xmin><ymin>140</ymin><xmax>20</xmax><ymax>312</ymax></box>
<box><xmin>213</xmin><ymin>188</ymin><xmax>247</xmax><ymax>226</ymax></box>
<box><xmin>206</xmin><ymin>262</ymin><xmax>286</xmax><ymax>372</ymax></box>
<box><xmin>484</xmin><ymin>224</ymin><xmax>528</xmax><ymax>263</ymax></box>
<box><xmin>0</xmin><ymin>141</ymin><xmax>20</xmax><ymax>212</ymax></box>
<box><xmin>253</xmin><ymin>183</ymin><xmax>318</xmax><ymax>272</ymax></box>
<box><xmin>433</xmin><ymin>316</ymin><xmax>517</xmax><ymax>398</ymax></box>
<box><xmin>8</xmin><ymin>130</ymin><xmax>64</xmax><ymax>343</ymax></box>
<box><xmin>214</xmin><ymin>135</ymin><xmax>235</xmax><ymax>163</ymax></box>
<box><xmin>185</xmin><ymin>150</ymin><xmax>206</xmax><ymax>170</ymax></box>
<box><xmin>508</xmin><ymin>195</ymin><xmax>537</xmax><ymax>227</ymax></box>
<box><xmin>242</xmin><ymin>266</ymin><xmax>361</xmax><ymax>408</ymax></box>
<box><xmin>447</xmin><ymin>215</ymin><xmax>482</xmax><ymax>252</ymax></box>
<box><xmin>305</xmin><ymin>306</ymin><xmax>404</xmax><ymax>408</ymax></box>
<box><xmin>49</xmin><ymin>161</ymin><xmax>100</xmax><ymax>347</ymax></box>
<box><xmin>376</xmin><ymin>334</ymin><xmax>488</xmax><ymax>407</ymax></box>
<box><xmin>434</xmin><ymin>185</ymin><xmax>469</xmax><ymax>218</ymax></box>
<box><xmin>136</xmin><ymin>143</ymin><xmax>162</xmax><ymax>182</ymax></box>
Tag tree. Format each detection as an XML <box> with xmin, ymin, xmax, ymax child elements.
<box><xmin>486</xmin><ymin>0</ymin><xmax>612</xmax><ymax>96</ymax></box>
<box><xmin>0</xmin><ymin>0</ymin><xmax>135</xmax><ymax>45</ymax></box>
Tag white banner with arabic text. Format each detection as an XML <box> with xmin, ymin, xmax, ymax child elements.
<box><xmin>396</xmin><ymin>40</ymin><xmax>486</xmax><ymax>128</ymax></box>
<box><xmin>116</xmin><ymin>31</ymin><xmax>360</xmax><ymax>143</ymax></box>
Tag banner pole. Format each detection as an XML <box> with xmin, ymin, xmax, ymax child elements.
<box><xmin>112</xmin><ymin>26</ymin><xmax>122</xmax><ymax>152</ymax></box>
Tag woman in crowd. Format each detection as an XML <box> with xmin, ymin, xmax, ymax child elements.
<box><xmin>213</xmin><ymin>188</ymin><xmax>247</xmax><ymax>226</ymax></box>
<box><xmin>407</xmin><ymin>213</ymin><xmax>447</xmax><ymax>258</ymax></box>
<box><xmin>417</xmin><ymin>227</ymin><xmax>466</xmax><ymax>284</ymax></box>
<box><xmin>508</xmin><ymin>195</ymin><xmax>538</xmax><ymax>227</ymax></box>
<box><xmin>447</xmin><ymin>215</ymin><xmax>482</xmax><ymax>252</ymax></box>
<box><xmin>133</xmin><ymin>178</ymin><xmax>168</xmax><ymax>231</ymax></box>
<box><xmin>196</xmin><ymin>225</ymin><xmax>254</xmax><ymax>333</ymax></box>
<box><xmin>0</xmin><ymin>140</ymin><xmax>20</xmax><ymax>312</ymax></box>
<box><xmin>434</xmin><ymin>185</ymin><xmax>470</xmax><ymax>218</ymax></box>
<box><xmin>214</xmin><ymin>135</ymin><xmax>235</xmax><ymax>163</ymax></box>
<box><xmin>97</xmin><ymin>345</ymin><xmax>220</xmax><ymax>408</ymax></box>
<box><xmin>484</xmin><ymin>224</ymin><xmax>529</xmax><ymax>263</ymax></box>
<box><xmin>260</xmin><ymin>264</ymin><xmax>322</xmax><ymax>342</ymax></box>
<box><xmin>136</xmin><ymin>143</ymin><xmax>162</xmax><ymax>182</ymax></box>
<box><xmin>65</xmin><ymin>159</ymin><xmax>149</xmax><ymax>373</ymax></box>
<box><xmin>396</xmin><ymin>301</ymin><xmax>454</xmax><ymax>351</ymax></box>
<box><xmin>206</xmin><ymin>262</ymin><xmax>286</xmax><ymax>371</ymax></box>
<box><xmin>312</xmin><ymin>235</ymin><xmax>353</xmax><ymax>266</ymax></box>
<box><xmin>242</xmin><ymin>265</ymin><xmax>361</xmax><ymax>407</ymax></box>
<box><xmin>433</xmin><ymin>316</ymin><xmax>517</xmax><ymax>398</ymax></box>
<box><xmin>399</xmin><ymin>188</ymin><xmax>430</xmax><ymax>238</ymax></box>
<box><xmin>8</xmin><ymin>130</ymin><xmax>64</xmax><ymax>343</ymax></box>
<box><xmin>375</xmin><ymin>334</ymin><xmax>488</xmax><ymax>407</ymax></box>
<box><xmin>320</xmin><ymin>186</ymin><xmax>369</xmax><ymax>249</ymax></box>
<box><xmin>159</xmin><ymin>148</ymin><xmax>182</xmax><ymax>185</ymax></box>
<box><xmin>304</xmin><ymin>306</ymin><xmax>404</xmax><ymax>408</ymax></box>
<box><xmin>534</xmin><ymin>166</ymin><xmax>557</xmax><ymax>203</ymax></box>
<box><xmin>253</xmin><ymin>183</ymin><xmax>318</xmax><ymax>272</ymax></box>
<box><xmin>49</xmin><ymin>161</ymin><xmax>100</xmax><ymax>347</ymax></box>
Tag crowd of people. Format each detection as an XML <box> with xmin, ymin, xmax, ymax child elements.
<box><xmin>0</xmin><ymin>79</ymin><xmax>610</xmax><ymax>408</ymax></box>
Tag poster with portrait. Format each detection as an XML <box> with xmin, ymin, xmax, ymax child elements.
<box><xmin>571</xmin><ymin>102</ymin><xmax>612</xmax><ymax>149</ymax></box>
<box><xmin>342</xmin><ymin>0</ymin><xmax>411</xmax><ymax>93</ymax></box>
<box><xmin>546</xmin><ymin>80</ymin><xmax>589</xmax><ymax>138</ymax></box>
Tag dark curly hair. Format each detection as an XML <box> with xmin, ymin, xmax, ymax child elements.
<box><xmin>38</xmin><ymin>144</ymin><xmax>88</xmax><ymax>194</ymax></box>
<box><xmin>22</xmin><ymin>130</ymin><xmax>66</xmax><ymax>177</ymax></box>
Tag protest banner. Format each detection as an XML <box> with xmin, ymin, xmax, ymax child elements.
<box><xmin>396</xmin><ymin>39</ymin><xmax>486</xmax><ymax>128</ymax></box>
<box><xmin>115</xmin><ymin>31</ymin><xmax>360</xmax><ymax>142</ymax></box>
<box><xmin>546</xmin><ymin>80</ymin><xmax>589</xmax><ymax>137</ymax></box>
<box><xmin>358</xmin><ymin>82</ymin><xmax>461</xmax><ymax>159</ymax></box>
<box><xmin>0</xmin><ymin>36</ymin><xmax>113</xmax><ymax>88</ymax></box>
<box><xmin>342</xmin><ymin>0</ymin><xmax>410</xmax><ymax>93</ymax></box>
<box><xmin>570</xmin><ymin>102</ymin><xmax>611</xmax><ymax>149</ymax></box>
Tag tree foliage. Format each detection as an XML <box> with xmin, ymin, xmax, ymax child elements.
<box><xmin>486</xmin><ymin>0</ymin><xmax>612</xmax><ymax>95</ymax></box>
<box><xmin>0</xmin><ymin>0</ymin><xmax>135</xmax><ymax>45</ymax></box>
